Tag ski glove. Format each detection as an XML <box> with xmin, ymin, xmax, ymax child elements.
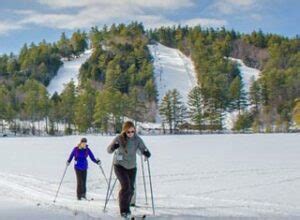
<box><xmin>96</xmin><ymin>159</ymin><xmax>101</xmax><ymax>166</ymax></box>
<box><xmin>143</xmin><ymin>150</ymin><xmax>151</xmax><ymax>158</ymax></box>
<box><xmin>113</xmin><ymin>142</ymin><xmax>120</xmax><ymax>150</ymax></box>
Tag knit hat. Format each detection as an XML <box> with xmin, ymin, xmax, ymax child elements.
<box><xmin>81</xmin><ymin>137</ymin><xmax>87</xmax><ymax>143</ymax></box>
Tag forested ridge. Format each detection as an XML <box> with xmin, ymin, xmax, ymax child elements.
<box><xmin>0</xmin><ymin>22</ymin><xmax>299</xmax><ymax>135</ymax></box>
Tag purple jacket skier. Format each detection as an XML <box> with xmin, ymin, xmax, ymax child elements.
<box><xmin>67</xmin><ymin>137</ymin><xmax>101</xmax><ymax>200</ymax></box>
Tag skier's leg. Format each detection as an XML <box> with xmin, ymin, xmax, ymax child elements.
<box><xmin>128</xmin><ymin>168</ymin><xmax>137</xmax><ymax>207</ymax></box>
<box><xmin>114</xmin><ymin>165</ymin><xmax>131</xmax><ymax>214</ymax></box>
<box><xmin>82</xmin><ymin>170</ymin><xmax>87</xmax><ymax>198</ymax></box>
<box><xmin>130</xmin><ymin>185</ymin><xmax>136</xmax><ymax>206</ymax></box>
<box><xmin>75</xmin><ymin>169</ymin><xmax>83</xmax><ymax>199</ymax></box>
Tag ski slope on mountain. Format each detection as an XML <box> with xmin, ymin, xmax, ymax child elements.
<box><xmin>148</xmin><ymin>43</ymin><xmax>197</xmax><ymax>108</ymax></box>
<box><xmin>223</xmin><ymin>58</ymin><xmax>261</xmax><ymax>130</ymax></box>
<box><xmin>228</xmin><ymin>57</ymin><xmax>260</xmax><ymax>93</ymax></box>
<box><xmin>47</xmin><ymin>49</ymin><xmax>92</xmax><ymax>96</ymax></box>
<box><xmin>1</xmin><ymin>134</ymin><xmax>300</xmax><ymax>219</ymax></box>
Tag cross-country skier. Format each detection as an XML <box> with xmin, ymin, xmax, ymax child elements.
<box><xmin>107</xmin><ymin>121</ymin><xmax>151</xmax><ymax>218</ymax></box>
<box><xmin>67</xmin><ymin>137</ymin><xmax>101</xmax><ymax>200</ymax></box>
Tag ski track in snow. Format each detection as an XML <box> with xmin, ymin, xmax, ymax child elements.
<box><xmin>47</xmin><ymin>49</ymin><xmax>92</xmax><ymax>96</ymax></box>
<box><xmin>1</xmin><ymin>134</ymin><xmax>300</xmax><ymax>219</ymax></box>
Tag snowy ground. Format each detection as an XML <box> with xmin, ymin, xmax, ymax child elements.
<box><xmin>47</xmin><ymin>49</ymin><xmax>92</xmax><ymax>96</ymax></box>
<box><xmin>1</xmin><ymin>134</ymin><xmax>300</xmax><ymax>219</ymax></box>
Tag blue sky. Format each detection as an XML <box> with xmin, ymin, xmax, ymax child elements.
<box><xmin>0</xmin><ymin>0</ymin><xmax>299</xmax><ymax>54</ymax></box>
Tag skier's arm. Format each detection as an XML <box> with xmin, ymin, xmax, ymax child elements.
<box><xmin>67</xmin><ymin>148</ymin><xmax>76</xmax><ymax>163</ymax></box>
<box><xmin>137</xmin><ymin>137</ymin><xmax>151</xmax><ymax>158</ymax></box>
<box><xmin>107</xmin><ymin>136</ymin><xmax>120</xmax><ymax>154</ymax></box>
<box><xmin>87</xmin><ymin>148</ymin><xmax>99</xmax><ymax>164</ymax></box>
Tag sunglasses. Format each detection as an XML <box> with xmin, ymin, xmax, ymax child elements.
<box><xmin>126</xmin><ymin>130</ymin><xmax>135</xmax><ymax>134</ymax></box>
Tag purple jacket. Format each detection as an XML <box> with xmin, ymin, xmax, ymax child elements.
<box><xmin>67</xmin><ymin>145</ymin><xmax>98</xmax><ymax>170</ymax></box>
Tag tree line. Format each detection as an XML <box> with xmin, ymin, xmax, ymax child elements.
<box><xmin>0</xmin><ymin>23</ymin><xmax>299</xmax><ymax>135</ymax></box>
<box><xmin>149</xmin><ymin>26</ymin><xmax>300</xmax><ymax>132</ymax></box>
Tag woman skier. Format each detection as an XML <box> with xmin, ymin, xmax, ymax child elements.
<box><xmin>107</xmin><ymin>121</ymin><xmax>151</xmax><ymax>218</ymax></box>
<box><xmin>67</xmin><ymin>137</ymin><xmax>101</xmax><ymax>200</ymax></box>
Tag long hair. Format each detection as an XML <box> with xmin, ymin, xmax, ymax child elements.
<box><xmin>120</xmin><ymin>121</ymin><xmax>135</xmax><ymax>147</ymax></box>
<box><xmin>77</xmin><ymin>137</ymin><xmax>87</xmax><ymax>148</ymax></box>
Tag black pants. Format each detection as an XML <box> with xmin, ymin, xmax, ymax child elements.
<box><xmin>75</xmin><ymin>168</ymin><xmax>87</xmax><ymax>199</ymax></box>
<box><xmin>114</xmin><ymin>165</ymin><xmax>137</xmax><ymax>214</ymax></box>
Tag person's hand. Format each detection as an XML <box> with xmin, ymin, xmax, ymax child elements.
<box><xmin>113</xmin><ymin>142</ymin><xmax>120</xmax><ymax>150</ymax></box>
<box><xmin>96</xmin><ymin>158</ymin><xmax>101</xmax><ymax>166</ymax></box>
<box><xmin>66</xmin><ymin>161</ymin><xmax>70</xmax><ymax>166</ymax></box>
<box><xmin>143</xmin><ymin>150</ymin><xmax>151</xmax><ymax>158</ymax></box>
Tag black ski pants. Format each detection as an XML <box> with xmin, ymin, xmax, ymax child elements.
<box><xmin>114</xmin><ymin>164</ymin><xmax>137</xmax><ymax>214</ymax></box>
<box><xmin>75</xmin><ymin>168</ymin><xmax>87</xmax><ymax>199</ymax></box>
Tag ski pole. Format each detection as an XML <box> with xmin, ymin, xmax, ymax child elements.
<box><xmin>146</xmin><ymin>158</ymin><xmax>155</xmax><ymax>215</ymax></box>
<box><xmin>141</xmin><ymin>154</ymin><xmax>148</xmax><ymax>204</ymax></box>
<box><xmin>53</xmin><ymin>164</ymin><xmax>69</xmax><ymax>203</ymax></box>
<box><xmin>103</xmin><ymin>156</ymin><xmax>114</xmax><ymax>212</ymax></box>
<box><xmin>98</xmin><ymin>165</ymin><xmax>109</xmax><ymax>186</ymax></box>
<box><xmin>106</xmin><ymin>178</ymin><xmax>118</xmax><ymax>204</ymax></box>
<box><xmin>99</xmin><ymin>164</ymin><xmax>115</xmax><ymax>199</ymax></box>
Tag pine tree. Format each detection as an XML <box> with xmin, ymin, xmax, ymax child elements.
<box><xmin>293</xmin><ymin>99</ymin><xmax>300</xmax><ymax>126</ymax></box>
<box><xmin>21</xmin><ymin>80</ymin><xmax>49</xmax><ymax>135</ymax></box>
<box><xmin>188</xmin><ymin>86</ymin><xmax>203</xmax><ymax>132</ymax></box>
<box><xmin>57</xmin><ymin>32</ymin><xmax>72</xmax><ymax>58</ymax></box>
<box><xmin>0</xmin><ymin>85</ymin><xmax>9</xmax><ymax>133</ymax></box>
<box><xmin>74</xmin><ymin>82</ymin><xmax>96</xmax><ymax>133</ymax></box>
<box><xmin>159</xmin><ymin>91</ymin><xmax>173</xmax><ymax>133</ymax></box>
<box><xmin>71</xmin><ymin>30</ymin><xmax>88</xmax><ymax>55</ymax></box>
<box><xmin>171</xmin><ymin>89</ymin><xmax>187</xmax><ymax>132</ymax></box>
<box><xmin>159</xmin><ymin>89</ymin><xmax>187</xmax><ymax>133</ymax></box>
<box><xmin>93</xmin><ymin>90</ymin><xmax>110</xmax><ymax>133</ymax></box>
<box><xmin>127</xmin><ymin>87</ymin><xmax>146</xmax><ymax>123</ymax></box>
<box><xmin>60</xmin><ymin>80</ymin><xmax>76</xmax><ymax>134</ymax></box>
<box><xmin>229</xmin><ymin>76</ymin><xmax>247</xmax><ymax>114</ymax></box>
<box><xmin>249</xmin><ymin>78</ymin><xmax>261</xmax><ymax>113</ymax></box>
<box><xmin>49</xmin><ymin>92</ymin><xmax>62</xmax><ymax>135</ymax></box>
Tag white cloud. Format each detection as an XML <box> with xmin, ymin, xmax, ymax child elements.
<box><xmin>0</xmin><ymin>21</ymin><xmax>23</xmax><ymax>35</ymax></box>
<box><xmin>0</xmin><ymin>0</ymin><xmax>227</xmax><ymax>35</ymax></box>
<box><xmin>11</xmin><ymin>0</ymin><xmax>225</xmax><ymax>30</ymax></box>
<box><xmin>37</xmin><ymin>0</ymin><xmax>194</xmax><ymax>10</ymax></box>
<box><xmin>212</xmin><ymin>0</ymin><xmax>258</xmax><ymax>15</ymax></box>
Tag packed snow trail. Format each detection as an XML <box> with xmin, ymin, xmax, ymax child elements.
<box><xmin>47</xmin><ymin>49</ymin><xmax>92</xmax><ymax>96</ymax></box>
<box><xmin>224</xmin><ymin>58</ymin><xmax>261</xmax><ymax>130</ymax></box>
<box><xmin>1</xmin><ymin>134</ymin><xmax>300</xmax><ymax>219</ymax></box>
<box><xmin>228</xmin><ymin>57</ymin><xmax>260</xmax><ymax>94</ymax></box>
<box><xmin>148</xmin><ymin>43</ymin><xmax>197</xmax><ymax>121</ymax></box>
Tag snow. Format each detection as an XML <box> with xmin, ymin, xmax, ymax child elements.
<box><xmin>147</xmin><ymin>44</ymin><xmax>260</xmax><ymax>130</ymax></box>
<box><xmin>228</xmin><ymin>57</ymin><xmax>260</xmax><ymax>94</ymax></box>
<box><xmin>1</xmin><ymin>134</ymin><xmax>300</xmax><ymax>219</ymax></box>
<box><xmin>47</xmin><ymin>50</ymin><xmax>92</xmax><ymax>96</ymax></box>
<box><xmin>148</xmin><ymin>43</ymin><xmax>197</xmax><ymax>122</ymax></box>
<box><xmin>223</xmin><ymin>58</ymin><xmax>261</xmax><ymax>130</ymax></box>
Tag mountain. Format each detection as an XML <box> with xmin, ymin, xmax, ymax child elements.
<box><xmin>0</xmin><ymin>23</ymin><xmax>299</xmax><ymax>135</ymax></box>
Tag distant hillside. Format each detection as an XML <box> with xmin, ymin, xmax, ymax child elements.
<box><xmin>0</xmin><ymin>23</ymin><xmax>299</xmax><ymax>135</ymax></box>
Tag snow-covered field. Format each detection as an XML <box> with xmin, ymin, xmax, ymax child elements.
<box><xmin>47</xmin><ymin>49</ymin><xmax>92</xmax><ymax>96</ymax></box>
<box><xmin>1</xmin><ymin>134</ymin><xmax>300</xmax><ymax>219</ymax></box>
